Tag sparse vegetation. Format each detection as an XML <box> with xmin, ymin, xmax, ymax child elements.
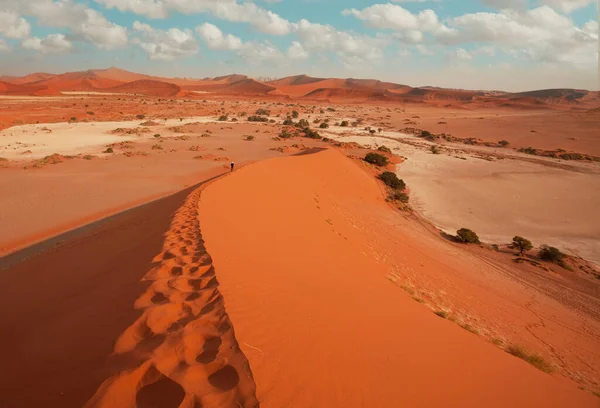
<box><xmin>389</xmin><ymin>190</ymin><xmax>409</xmax><ymax>203</ymax></box>
<box><xmin>302</xmin><ymin>128</ymin><xmax>321</xmax><ymax>139</ymax></box>
<box><xmin>292</xmin><ymin>110</ymin><xmax>299</xmax><ymax>118</ymax></box>
<box><xmin>244</xmin><ymin>135</ymin><xmax>255</xmax><ymax>141</ymax></box>
<box><xmin>340</xmin><ymin>120</ymin><xmax>349</xmax><ymax>127</ymax></box>
<box><xmin>434</xmin><ymin>310</ymin><xmax>449</xmax><ymax>319</ymax></box>
<box><xmin>430</xmin><ymin>145</ymin><xmax>441</xmax><ymax>154</ymax></box>
<box><xmin>506</xmin><ymin>344</ymin><xmax>554</xmax><ymax>373</ymax></box>
<box><xmin>511</xmin><ymin>236</ymin><xmax>533</xmax><ymax>255</ymax></box>
<box><xmin>377</xmin><ymin>145</ymin><xmax>392</xmax><ymax>154</ymax></box>
<box><xmin>499</xmin><ymin>140</ymin><xmax>510</xmax><ymax>147</ymax></box>
<box><xmin>378</xmin><ymin>172</ymin><xmax>406</xmax><ymax>190</ymax></box>
<box><xmin>152</xmin><ymin>144</ymin><xmax>163</xmax><ymax>150</ymax></box>
<box><xmin>136</xmin><ymin>114</ymin><xmax>145</xmax><ymax>120</ymax></box>
<box><xmin>248</xmin><ymin>115</ymin><xmax>269</xmax><ymax>122</ymax></box>
<box><xmin>456</xmin><ymin>228</ymin><xmax>480</xmax><ymax>244</ymax></box>
<box><xmin>539</xmin><ymin>245</ymin><xmax>568</xmax><ymax>268</ymax></box>
<box><xmin>319</xmin><ymin>122</ymin><xmax>329</xmax><ymax>129</ymax></box>
<box><xmin>296</xmin><ymin>119</ymin><xmax>309</xmax><ymax>128</ymax></box>
<box><xmin>280</xmin><ymin>129</ymin><xmax>293</xmax><ymax>139</ymax></box>
<box><xmin>255</xmin><ymin>108</ymin><xmax>270</xmax><ymax>116</ymax></box>
<box><xmin>283</xmin><ymin>118</ymin><xmax>295</xmax><ymax>126</ymax></box>
<box><xmin>218</xmin><ymin>114</ymin><xmax>229</xmax><ymax>121</ymax></box>
<box><xmin>364</xmin><ymin>152</ymin><xmax>389</xmax><ymax>166</ymax></box>
<box><xmin>103</xmin><ymin>147</ymin><xmax>114</xmax><ymax>154</ymax></box>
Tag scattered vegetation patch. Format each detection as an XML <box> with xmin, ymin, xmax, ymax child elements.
<box><xmin>255</xmin><ymin>108</ymin><xmax>270</xmax><ymax>116</ymax></box>
<box><xmin>218</xmin><ymin>114</ymin><xmax>229</xmax><ymax>121</ymax></box>
<box><xmin>302</xmin><ymin>128</ymin><xmax>321</xmax><ymax>139</ymax></box>
<box><xmin>459</xmin><ymin>323</ymin><xmax>479</xmax><ymax>335</ymax></box>
<box><xmin>248</xmin><ymin>115</ymin><xmax>269</xmax><ymax>122</ymax></box>
<box><xmin>498</xmin><ymin>140</ymin><xmax>510</xmax><ymax>147</ymax></box>
<box><xmin>539</xmin><ymin>245</ymin><xmax>569</xmax><ymax>269</ymax></box>
<box><xmin>152</xmin><ymin>144</ymin><xmax>163</xmax><ymax>150</ymax></box>
<box><xmin>319</xmin><ymin>122</ymin><xmax>329</xmax><ymax>129</ymax></box>
<box><xmin>136</xmin><ymin>114</ymin><xmax>145</xmax><ymax>120</ymax></box>
<box><xmin>244</xmin><ymin>135</ymin><xmax>255</xmax><ymax>141</ymax></box>
<box><xmin>456</xmin><ymin>228</ymin><xmax>480</xmax><ymax>244</ymax></box>
<box><xmin>430</xmin><ymin>145</ymin><xmax>441</xmax><ymax>154</ymax></box>
<box><xmin>389</xmin><ymin>190</ymin><xmax>409</xmax><ymax>203</ymax></box>
<box><xmin>340</xmin><ymin>120</ymin><xmax>349</xmax><ymax>127</ymax></box>
<box><xmin>377</xmin><ymin>145</ymin><xmax>392</xmax><ymax>154</ymax></box>
<box><xmin>506</xmin><ymin>344</ymin><xmax>554</xmax><ymax>373</ymax></box>
<box><xmin>378</xmin><ymin>172</ymin><xmax>406</xmax><ymax>190</ymax></box>
<box><xmin>511</xmin><ymin>236</ymin><xmax>533</xmax><ymax>255</ymax></box>
<box><xmin>364</xmin><ymin>152</ymin><xmax>389</xmax><ymax>166</ymax></box>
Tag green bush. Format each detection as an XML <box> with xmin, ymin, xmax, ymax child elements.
<box><xmin>539</xmin><ymin>245</ymin><xmax>565</xmax><ymax>266</ymax></box>
<box><xmin>295</xmin><ymin>119</ymin><xmax>309</xmax><ymax>128</ymax></box>
<box><xmin>378</xmin><ymin>172</ymin><xmax>405</xmax><ymax>190</ymax></box>
<box><xmin>218</xmin><ymin>115</ymin><xmax>228</xmax><ymax>121</ymax></box>
<box><xmin>499</xmin><ymin>140</ymin><xmax>510</xmax><ymax>147</ymax></box>
<box><xmin>319</xmin><ymin>122</ymin><xmax>329</xmax><ymax>129</ymax></box>
<box><xmin>248</xmin><ymin>115</ymin><xmax>269</xmax><ymax>122</ymax></box>
<box><xmin>303</xmin><ymin>128</ymin><xmax>321</xmax><ymax>139</ymax></box>
<box><xmin>283</xmin><ymin>118</ymin><xmax>294</xmax><ymax>126</ymax></box>
<box><xmin>280</xmin><ymin>129</ymin><xmax>293</xmax><ymax>139</ymax></box>
<box><xmin>255</xmin><ymin>108</ymin><xmax>270</xmax><ymax>116</ymax></box>
<box><xmin>512</xmin><ymin>236</ymin><xmax>533</xmax><ymax>255</ymax></box>
<box><xmin>340</xmin><ymin>120</ymin><xmax>349</xmax><ymax>127</ymax></box>
<box><xmin>378</xmin><ymin>146</ymin><xmax>392</xmax><ymax>154</ymax></box>
<box><xmin>364</xmin><ymin>153</ymin><xmax>389</xmax><ymax>166</ymax></box>
<box><xmin>292</xmin><ymin>110</ymin><xmax>299</xmax><ymax>118</ymax></box>
<box><xmin>389</xmin><ymin>190</ymin><xmax>409</xmax><ymax>203</ymax></box>
<box><xmin>456</xmin><ymin>228</ymin><xmax>480</xmax><ymax>244</ymax></box>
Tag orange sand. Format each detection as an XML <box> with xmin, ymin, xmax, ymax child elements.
<box><xmin>199</xmin><ymin>149</ymin><xmax>597</xmax><ymax>407</ymax></box>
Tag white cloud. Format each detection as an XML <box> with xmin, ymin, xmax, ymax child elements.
<box><xmin>238</xmin><ymin>41</ymin><xmax>285</xmax><ymax>65</ymax></box>
<box><xmin>95</xmin><ymin>0</ymin><xmax>292</xmax><ymax>35</ymax></box>
<box><xmin>22</xmin><ymin>33</ymin><xmax>73</xmax><ymax>53</ymax></box>
<box><xmin>287</xmin><ymin>41</ymin><xmax>309</xmax><ymax>60</ymax></box>
<box><xmin>196</xmin><ymin>23</ymin><xmax>243</xmax><ymax>50</ymax></box>
<box><xmin>0</xmin><ymin>12</ymin><xmax>31</xmax><ymax>39</ymax></box>
<box><xmin>133</xmin><ymin>22</ymin><xmax>198</xmax><ymax>60</ymax></box>
<box><xmin>539</xmin><ymin>0</ymin><xmax>596</xmax><ymax>13</ymax></box>
<box><xmin>0</xmin><ymin>39</ymin><xmax>10</xmax><ymax>52</ymax></box>
<box><xmin>415</xmin><ymin>44</ymin><xmax>434</xmax><ymax>55</ymax></box>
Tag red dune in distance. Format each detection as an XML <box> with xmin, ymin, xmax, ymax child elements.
<box><xmin>0</xmin><ymin>67</ymin><xmax>596</xmax><ymax>109</ymax></box>
<box><xmin>199</xmin><ymin>149</ymin><xmax>597</xmax><ymax>407</ymax></box>
<box><xmin>107</xmin><ymin>79</ymin><xmax>187</xmax><ymax>97</ymax></box>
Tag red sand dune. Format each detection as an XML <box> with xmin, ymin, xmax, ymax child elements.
<box><xmin>303</xmin><ymin>87</ymin><xmax>398</xmax><ymax>102</ymax></box>
<box><xmin>0</xmin><ymin>72</ymin><xmax>55</xmax><ymax>85</ymax></box>
<box><xmin>199</xmin><ymin>149</ymin><xmax>597</xmax><ymax>407</ymax></box>
<box><xmin>107</xmin><ymin>79</ymin><xmax>187</xmax><ymax>97</ymax></box>
<box><xmin>220</xmin><ymin>78</ymin><xmax>275</xmax><ymax>95</ymax></box>
<box><xmin>0</xmin><ymin>80</ymin><xmax>61</xmax><ymax>96</ymax></box>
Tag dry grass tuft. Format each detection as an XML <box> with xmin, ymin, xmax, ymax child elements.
<box><xmin>506</xmin><ymin>344</ymin><xmax>554</xmax><ymax>373</ymax></box>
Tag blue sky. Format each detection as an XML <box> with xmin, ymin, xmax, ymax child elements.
<box><xmin>0</xmin><ymin>0</ymin><xmax>597</xmax><ymax>91</ymax></box>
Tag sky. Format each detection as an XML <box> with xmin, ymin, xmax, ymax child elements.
<box><xmin>0</xmin><ymin>0</ymin><xmax>598</xmax><ymax>91</ymax></box>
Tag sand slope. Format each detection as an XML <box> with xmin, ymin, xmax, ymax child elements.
<box><xmin>199</xmin><ymin>149</ymin><xmax>597</xmax><ymax>407</ymax></box>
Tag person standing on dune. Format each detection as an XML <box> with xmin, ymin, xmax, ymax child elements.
<box><xmin>231</xmin><ymin>161</ymin><xmax>235</xmax><ymax>172</ymax></box>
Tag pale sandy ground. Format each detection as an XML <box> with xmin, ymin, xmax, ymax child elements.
<box><xmin>0</xmin><ymin>119</ymin><xmax>323</xmax><ymax>255</ymax></box>
<box><xmin>0</xmin><ymin>116</ymin><xmax>225</xmax><ymax>159</ymax></box>
<box><xmin>324</xmin><ymin>128</ymin><xmax>600</xmax><ymax>265</ymax></box>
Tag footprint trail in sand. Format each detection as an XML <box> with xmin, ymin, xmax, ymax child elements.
<box><xmin>85</xmin><ymin>184</ymin><xmax>258</xmax><ymax>408</ymax></box>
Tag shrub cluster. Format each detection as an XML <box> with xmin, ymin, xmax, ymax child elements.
<box><xmin>248</xmin><ymin>115</ymin><xmax>269</xmax><ymax>122</ymax></box>
<box><xmin>364</xmin><ymin>152</ymin><xmax>388</xmax><ymax>166</ymax></box>
<box><xmin>378</xmin><ymin>172</ymin><xmax>406</xmax><ymax>190</ymax></box>
<box><xmin>255</xmin><ymin>108</ymin><xmax>270</xmax><ymax>116</ymax></box>
<box><xmin>456</xmin><ymin>228</ymin><xmax>480</xmax><ymax>244</ymax></box>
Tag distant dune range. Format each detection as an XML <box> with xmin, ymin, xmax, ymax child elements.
<box><xmin>1</xmin><ymin>67</ymin><xmax>598</xmax><ymax>109</ymax></box>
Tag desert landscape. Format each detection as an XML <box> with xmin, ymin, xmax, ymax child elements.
<box><xmin>0</xmin><ymin>64</ymin><xmax>598</xmax><ymax>407</ymax></box>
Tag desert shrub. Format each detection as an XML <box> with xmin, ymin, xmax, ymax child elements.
<box><xmin>456</xmin><ymin>228</ymin><xmax>480</xmax><ymax>244</ymax></box>
<box><xmin>369</xmin><ymin>129</ymin><xmax>376</xmax><ymax>134</ymax></box>
<box><xmin>430</xmin><ymin>145</ymin><xmax>441</xmax><ymax>154</ymax></box>
<box><xmin>255</xmin><ymin>108</ymin><xmax>270</xmax><ymax>116</ymax></box>
<box><xmin>82</xmin><ymin>155</ymin><xmax>94</xmax><ymax>160</ymax></box>
<box><xmin>340</xmin><ymin>120</ymin><xmax>349</xmax><ymax>127</ymax></box>
<box><xmin>231</xmin><ymin>117</ymin><xmax>238</xmax><ymax>122</ymax></box>
<box><xmin>519</xmin><ymin>147</ymin><xmax>537</xmax><ymax>155</ymax></box>
<box><xmin>313</xmin><ymin>118</ymin><xmax>321</xmax><ymax>124</ymax></box>
<box><xmin>296</xmin><ymin>119</ymin><xmax>309</xmax><ymax>128</ymax></box>
<box><xmin>559</xmin><ymin>153</ymin><xmax>584</xmax><ymax>160</ymax></box>
<box><xmin>507</xmin><ymin>345</ymin><xmax>554</xmax><ymax>373</ymax></box>
<box><xmin>378</xmin><ymin>172</ymin><xmax>406</xmax><ymax>190</ymax></box>
<box><xmin>327</xmin><ymin>107</ymin><xmax>336</xmax><ymax>112</ymax></box>
<box><xmin>153</xmin><ymin>133</ymin><xmax>161</xmax><ymax>138</ymax></box>
<box><xmin>303</xmin><ymin>128</ymin><xmax>321</xmax><ymax>139</ymax></box>
<box><xmin>434</xmin><ymin>310</ymin><xmax>449</xmax><ymax>319</ymax></box>
<box><xmin>103</xmin><ymin>147</ymin><xmax>114</xmax><ymax>153</ymax></box>
<box><xmin>319</xmin><ymin>122</ymin><xmax>329</xmax><ymax>129</ymax></box>
<box><xmin>248</xmin><ymin>115</ymin><xmax>269</xmax><ymax>122</ymax></box>
<box><xmin>152</xmin><ymin>144</ymin><xmax>163</xmax><ymax>150</ymax></box>
<box><xmin>292</xmin><ymin>110</ymin><xmax>299</xmax><ymax>118</ymax></box>
<box><xmin>512</xmin><ymin>236</ymin><xmax>533</xmax><ymax>255</ymax></box>
<box><xmin>280</xmin><ymin>129</ymin><xmax>293</xmax><ymax>139</ymax></box>
<box><xmin>364</xmin><ymin>152</ymin><xmax>389</xmax><ymax>166</ymax></box>
<box><xmin>87</xmin><ymin>111</ymin><xmax>95</xmax><ymax>115</ymax></box>
<box><xmin>244</xmin><ymin>135</ymin><xmax>255</xmax><ymax>141</ymax></box>
<box><xmin>499</xmin><ymin>140</ymin><xmax>510</xmax><ymax>147</ymax></box>
<box><xmin>389</xmin><ymin>190</ymin><xmax>409</xmax><ymax>203</ymax></box>
<box><xmin>421</xmin><ymin>130</ymin><xmax>437</xmax><ymax>140</ymax></box>
<box><xmin>378</xmin><ymin>146</ymin><xmax>392</xmax><ymax>154</ymax></box>
<box><xmin>70</xmin><ymin>117</ymin><xmax>77</xmax><ymax>122</ymax></box>
<box><xmin>239</xmin><ymin>112</ymin><xmax>247</xmax><ymax>117</ymax></box>
<box><xmin>539</xmin><ymin>245</ymin><xmax>567</xmax><ymax>268</ymax></box>
<box><xmin>283</xmin><ymin>118</ymin><xmax>294</xmax><ymax>126</ymax></box>
<box><xmin>136</xmin><ymin>114</ymin><xmax>145</xmax><ymax>120</ymax></box>
<box><xmin>218</xmin><ymin>115</ymin><xmax>228</xmax><ymax>121</ymax></box>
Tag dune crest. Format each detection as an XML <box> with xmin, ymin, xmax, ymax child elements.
<box><xmin>85</xmin><ymin>184</ymin><xmax>258</xmax><ymax>408</ymax></box>
<box><xmin>199</xmin><ymin>148</ymin><xmax>597</xmax><ymax>407</ymax></box>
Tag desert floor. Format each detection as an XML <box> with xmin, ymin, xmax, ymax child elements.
<box><xmin>0</xmin><ymin>94</ymin><xmax>599</xmax><ymax>407</ymax></box>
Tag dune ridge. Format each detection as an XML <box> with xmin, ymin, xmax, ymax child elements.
<box><xmin>199</xmin><ymin>148</ymin><xmax>597</xmax><ymax>407</ymax></box>
<box><xmin>85</xmin><ymin>183</ymin><xmax>258</xmax><ymax>408</ymax></box>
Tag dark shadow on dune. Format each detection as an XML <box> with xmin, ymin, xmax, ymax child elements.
<box><xmin>440</xmin><ymin>231</ymin><xmax>460</xmax><ymax>243</ymax></box>
<box><xmin>293</xmin><ymin>147</ymin><xmax>328</xmax><ymax>156</ymax></box>
<box><xmin>136</xmin><ymin>374</ymin><xmax>186</xmax><ymax>408</ymax></box>
<box><xmin>0</xmin><ymin>173</ymin><xmax>226</xmax><ymax>408</ymax></box>
<box><xmin>0</xmin><ymin>173</ymin><xmax>226</xmax><ymax>270</ymax></box>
